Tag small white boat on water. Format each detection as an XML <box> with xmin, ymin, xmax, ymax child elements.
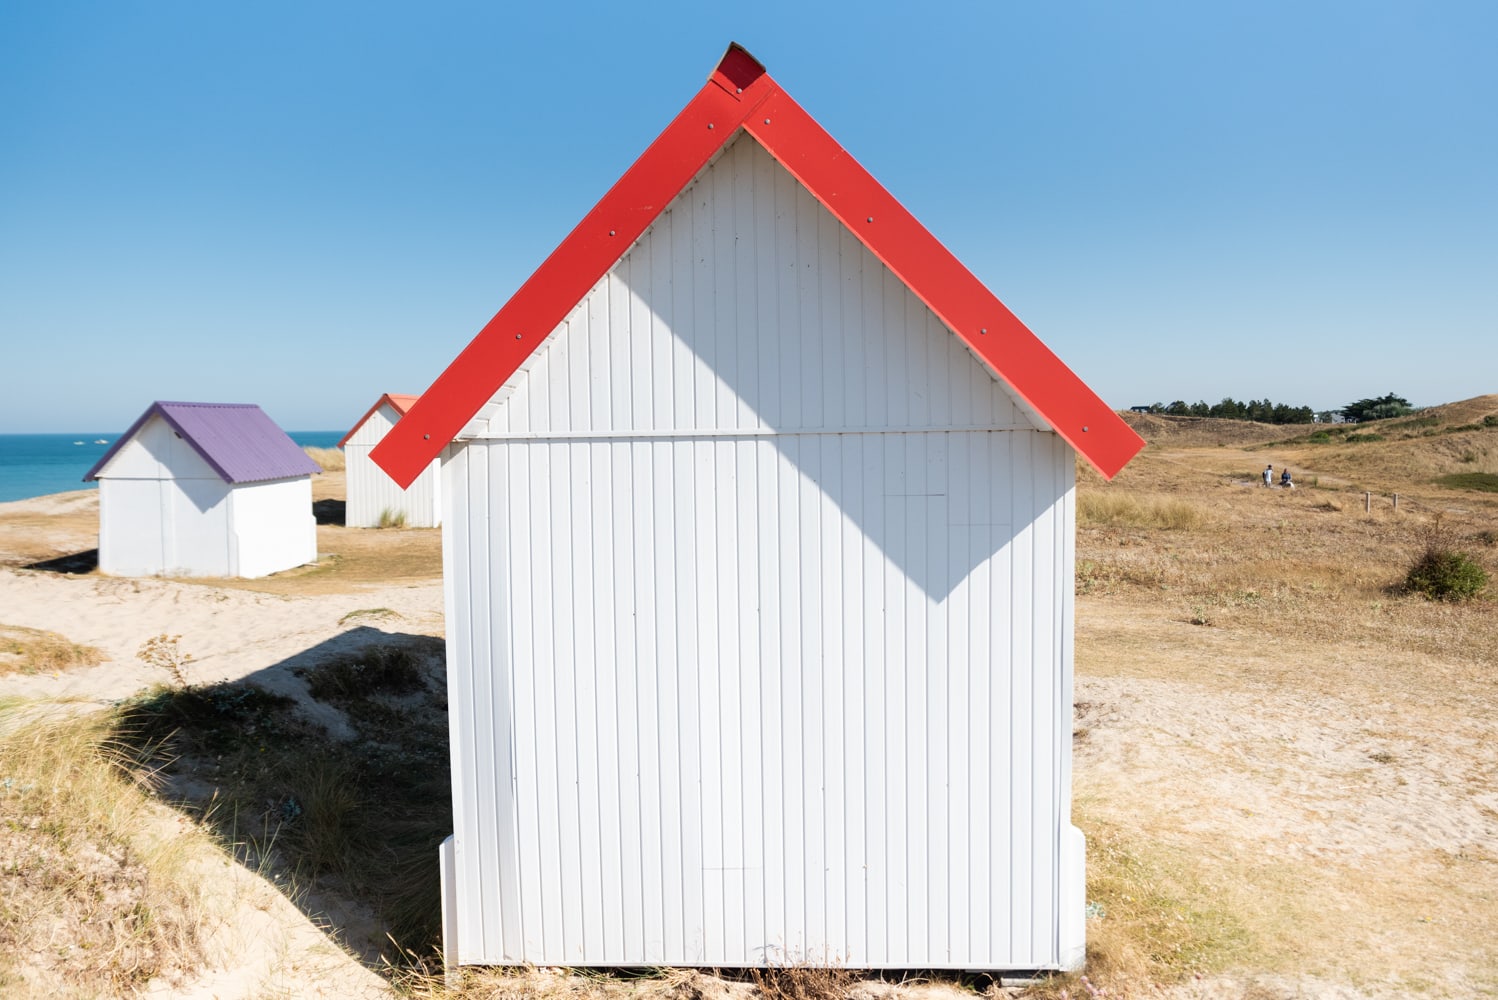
<box><xmin>73</xmin><ymin>441</ymin><xmax>84</xmax><ymax>445</ymax></box>
<box><xmin>94</xmin><ymin>439</ymin><xmax>108</xmax><ymax>444</ymax></box>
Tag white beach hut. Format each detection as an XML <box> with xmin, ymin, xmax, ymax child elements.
<box><xmin>85</xmin><ymin>401</ymin><xmax>319</xmax><ymax>578</ymax></box>
<box><xmin>340</xmin><ymin>393</ymin><xmax>441</xmax><ymax>528</ymax></box>
<box><xmin>373</xmin><ymin>45</ymin><xmax>1144</xmax><ymax>974</ymax></box>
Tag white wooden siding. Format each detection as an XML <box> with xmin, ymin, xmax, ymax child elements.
<box><xmin>346</xmin><ymin>403</ymin><xmax>442</xmax><ymax>527</ymax></box>
<box><xmin>443</xmin><ymin>131</ymin><xmax>1082</xmax><ymax>970</ymax></box>
<box><xmin>227</xmin><ymin>477</ymin><xmax>317</xmax><ymax>578</ymax></box>
<box><xmin>444</xmin><ymin>435</ymin><xmax>1076</xmax><ymax>968</ymax></box>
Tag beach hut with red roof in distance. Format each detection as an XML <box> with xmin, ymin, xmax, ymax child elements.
<box><xmin>372</xmin><ymin>44</ymin><xmax>1143</xmax><ymax>974</ymax></box>
<box><xmin>85</xmin><ymin>401</ymin><xmax>319</xmax><ymax>578</ymax></box>
<box><xmin>340</xmin><ymin>393</ymin><xmax>441</xmax><ymax>528</ymax></box>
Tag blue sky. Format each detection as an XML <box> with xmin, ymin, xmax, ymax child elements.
<box><xmin>2</xmin><ymin>1</ymin><xmax>1494</xmax><ymax>433</ymax></box>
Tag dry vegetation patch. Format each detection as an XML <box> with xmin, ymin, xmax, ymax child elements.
<box><xmin>0</xmin><ymin>624</ymin><xmax>104</xmax><ymax>676</ymax></box>
<box><xmin>1116</xmin><ymin>413</ymin><xmax>1300</xmax><ymax>449</ymax></box>
<box><xmin>0</xmin><ymin>704</ymin><xmax>212</xmax><ymax>997</ymax></box>
<box><xmin>113</xmin><ymin>633</ymin><xmax>451</xmax><ymax>960</ymax></box>
<box><xmin>1077</xmin><ymin>492</ymin><xmax>1205</xmax><ymax>531</ymax></box>
<box><xmin>1067</xmin><ymin>407</ymin><xmax>1498</xmax><ymax>996</ymax></box>
<box><xmin>0</xmin><ymin>491</ymin><xmax>99</xmax><ymax>569</ymax></box>
<box><xmin>305</xmin><ymin>445</ymin><xmax>346</xmax><ymax>471</ymax></box>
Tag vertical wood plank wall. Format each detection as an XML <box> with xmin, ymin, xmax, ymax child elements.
<box><xmin>346</xmin><ymin>403</ymin><xmax>442</xmax><ymax>527</ymax></box>
<box><xmin>443</xmin><ymin>134</ymin><xmax>1081</xmax><ymax>970</ymax></box>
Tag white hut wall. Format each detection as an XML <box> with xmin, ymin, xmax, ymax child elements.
<box><xmin>441</xmin><ymin>133</ymin><xmax>1082</xmax><ymax>970</ymax></box>
<box><xmin>227</xmin><ymin>476</ymin><xmax>317</xmax><ymax>578</ymax></box>
<box><xmin>94</xmin><ymin>414</ymin><xmax>233</xmax><ymax>577</ymax></box>
<box><xmin>346</xmin><ymin>403</ymin><xmax>442</xmax><ymax>527</ymax></box>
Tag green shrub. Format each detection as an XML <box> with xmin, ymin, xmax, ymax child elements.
<box><xmin>1344</xmin><ymin>432</ymin><xmax>1385</xmax><ymax>443</ymax></box>
<box><xmin>1386</xmin><ymin>415</ymin><xmax>1440</xmax><ymax>432</ymax></box>
<box><xmin>1434</xmin><ymin>472</ymin><xmax>1498</xmax><ymax>493</ymax></box>
<box><xmin>1307</xmin><ymin>431</ymin><xmax>1331</xmax><ymax>443</ymax></box>
<box><xmin>303</xmin><ymin>644</ymin><xmax>428</xmax><ymax>702</ymax></box>
<box><xmin>1405</xmin><ymin>519</ymin><xmax>1488</xmax><ymax>601</ymax></box>
<box><xmin>1406</xmin><ymin>551</ymin><xmax>1488</xmax><ymax>601</ymax></box>
<box><xmin>1484</xmin><ymin>414</ymin><xmax>1498</xmax><ymax>428</ymax></box>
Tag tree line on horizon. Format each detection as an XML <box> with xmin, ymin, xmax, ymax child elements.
<box><xmin>1135</xmin><ymin>393</ymin><xmax>1413</xmax><ymax>425</ymax></box>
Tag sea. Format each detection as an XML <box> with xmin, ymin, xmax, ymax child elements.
<box><xmin>0</xmin><ymin>431</ymin><xmax>344</xmax><ymax>504</ymax></box>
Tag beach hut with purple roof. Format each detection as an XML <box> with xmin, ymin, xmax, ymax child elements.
<box><xmin>85</xmin><ymin>401</ymin><xmax>320</xmax><ymax>578</ymax></box>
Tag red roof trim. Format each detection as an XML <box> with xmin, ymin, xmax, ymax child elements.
<box><xmin>372</xmin><ymin>44</ymin><xmax>1143</xmax><ymax>487</ymax></box>
<box><xmin>740</xmin><ymin>90</ymin><xmax>1144</xmax><ymax>477</ymax></box>
<box><xmin>338</xmin><ymin>393</ymin><xmax>420</xmax><ymax>448</ymax></box>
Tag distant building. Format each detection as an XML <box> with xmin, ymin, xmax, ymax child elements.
<box><xmin>1129</xmin><ymin>405</ymin><xmax>1153</xmax><ymax>413</ymax></box>
<box><xmin>340</xmin><ymin>393</ymin><xmax>441</xmax><ymax>528</ymax></box>
<box><xmin>84</xmin><ymin>401</ymin><xmax>318</xmax><ymax>578</ymax></box>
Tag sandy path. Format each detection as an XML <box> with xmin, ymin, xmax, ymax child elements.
<box><xmin>1</xmin><ymin>569</ymin><xmax>442</xmax><ymax>728</ymax></box>
<box><xmin>1075</xmin><ymin>598</ymin><xmax>1498</xmax><ymax>998</ymax></box>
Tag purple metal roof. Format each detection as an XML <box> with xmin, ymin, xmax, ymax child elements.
<box><xmin>84</xmin><ymin>402</ymin><xmax>321</xmax><ymax>484</ymax></box>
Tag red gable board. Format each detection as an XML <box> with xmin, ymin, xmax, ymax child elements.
<box><xmin>371</xmin><ymin>44</ymin><xmax>1143</xmax><ymax>487</ymax></box>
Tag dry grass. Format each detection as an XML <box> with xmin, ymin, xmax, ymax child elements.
<box><xmin>402</xmin><ymin>966</ymin><xmax>757</xmax><ymax>1000</ymax></box>
<box><xmin>1076</xmin><ymin>491</ymin><xmax>1205</xmax><ymax>530</ymax></box>
<box><xmin>0</xmin><ymin>491</ymin><xmax>99</xmax><ymax>569</ymax></box>
<box><xmin>0</xmin><ymin>624</ymin><xmax>104</xmax><ymax>676</ymax></box>
<box><xmin>304</xmin><ymin>445</ymin><xmax>346</xmax><ymax>471</ymax></box>
<box><xmin>1247</xmin><ymin>395</ymin><xmax>1498</xmax><ymax>495</ymax></box>
<box><xmin>0</xmin><ymin>704</ymin><xmax>212</xmax><ymax>997</ymax></box>
<box><xmin>113</xmin><ymin>634</ymin><xmax>452</xmax><ymax>961</ymax></box>
<box><xmin>1116</xmin><ymin>412</ymin><xmax>1299</xmax><ymax>449</ymax></box>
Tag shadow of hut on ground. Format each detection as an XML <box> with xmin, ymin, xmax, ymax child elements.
<box><xmin>313</xmin><ymin>498</ymin><xmax>347</xmax><ymax>526</ymax></box>
<box><xmin>22</xmin><ymin>548</ymin><xmax>99</xmax><ymax>574</ymax></box>
<box><xmin>110</xmin><ymin>624</ymin><xmax>451</xmax><ymax>968</ymax></box>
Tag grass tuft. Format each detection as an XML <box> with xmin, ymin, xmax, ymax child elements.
<box><xmin>0</xmin><ymin>624</ymin><xmax>104</xmax><ymax>676</ymax></box>
<box><xmin>338</xmin><ymin>607</ymin><xmax>402</xmax><ymax>626</ymax></box>
<box><xmin>302</xmin><ymin>643</ymin><xmax>428</xmax><ymax>703</ymax></box>
<box><xmin>377</xmin><ymin>507</ymin><xmax>409</xmax><ymax>529</ymax></box>
<box><xmin>0</xmin><ymin>706</ymin><xmax>207</xmax><ymax>994</ymax></box>
<box><xmin>750</xmin><ymin>959</ymin><xmax>857</xmax><ymax>1000</ymax></box>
